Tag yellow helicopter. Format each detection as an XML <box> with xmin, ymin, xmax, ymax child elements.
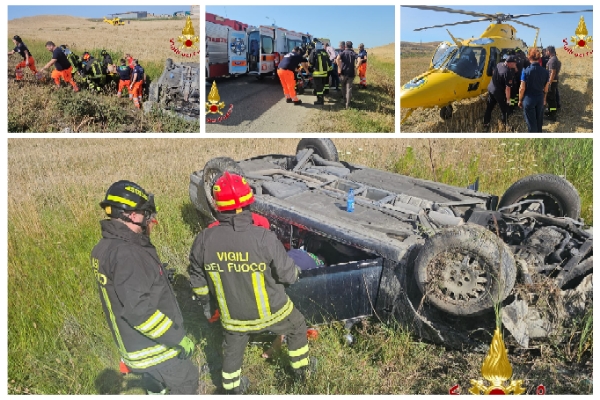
<box><xmin>400</xmin><ymin>6</ymin><xmax>593</xmax><ymax>124</ymax></box>
<box><xmin>103</xmin><ymin>16</ymin><xmax>125</xmax><ymax>26</ymax></box>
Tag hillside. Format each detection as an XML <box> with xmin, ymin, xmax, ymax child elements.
<box><xmin>8</xmin><ymin>15</ymin><xmax>200</xmax><ymax>62</ymax></box>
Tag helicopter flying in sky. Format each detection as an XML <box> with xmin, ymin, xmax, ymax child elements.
<box><xmin>400</xmin><ymin>6</ymin><xmax>593</xmax><ymax>124</ymax></box>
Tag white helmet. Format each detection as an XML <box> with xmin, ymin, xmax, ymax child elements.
<box><xmin>315</xmin><ymin>41</ymin><xmax>324</xmax><ymax>51</ymax></box>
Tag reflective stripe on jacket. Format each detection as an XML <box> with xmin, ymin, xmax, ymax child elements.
<box><xmin>91</xmin><ymin>219</ymin><xmax>185</xmax><ymax>370</ymax></box>
<box><xmin>189</xmin><ymin>211</ymin><xmax>300</xmax><ymax>333</ymax></box>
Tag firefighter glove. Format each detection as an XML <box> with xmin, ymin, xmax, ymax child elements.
<box><xmin>178</xmin><ymin>336</ymin><xmax>194</xmax><ymax>359</ymax></box>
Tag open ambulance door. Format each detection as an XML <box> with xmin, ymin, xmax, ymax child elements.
<box><xmin>228</xmin><ymin>30</ymin><xmax>248</xmax><ymax>75</ymax></box>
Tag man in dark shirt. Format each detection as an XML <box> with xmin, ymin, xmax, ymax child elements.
<box><xmin>40</xmin><ymin>41</ymin><xmax>79</xmax><ymax>91</ymax></box>
<box><xmin>545</xmin><ymin>46</ymin><xmax>561</xmax><ymax>121</ymax></box>
<box><xmin>336</xmin><ymin>41</ymin><xmax>358</xmax><ymax>109</ymax></box>
<box><xmin>277</xmin><ymin>46</ymin><xmax>309</xmax><ymax>105</ymax></box>
<box><xmin>482</xmin><ymin>55</ymin><xmax>517</xmax><ymax>131</ymax></box>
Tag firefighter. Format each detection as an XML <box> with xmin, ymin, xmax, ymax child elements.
<box><xmin>116</xmin><ymin>58</ymin><xmax>132</xmax><ymax>99</ymax></box>
<box><xmin>357</xmin><ymin>43</ymin><xmax>368</xmax><ymax>88</ymax></box>
<box><xmin>81</xmin><ymin>52</ymin><xmax>106</xmax><ymax>93</ymax></box>
<box><xmin>189</xmin><ymin>172</ymin><xmax>311</xmax><ymax>394</ymax></box>
<box><xmin>277</xmin><ymin>46</ymin><xmax>309</xmax><ymax>105</ymax></box>
<box><xmin>309</xmin><ymin>41</ymin><xmax>332</xmax><ymax>105</ymax></box>
<box><xmin>130</xmin><ymin>59</ymin><xmax>145</xmax><ymax>109</ymax></box>
<box><xmin>8</xmin><ymin>35</ymin><xmax>38</xmax><ymax>81</ymax></box>
<box><xmin>60</xmin><ymin>45</ymin><xmax>82</xmax><ymax>74</ymax></box>
<box><xmin>40</xmin><ymin>41</ymin><xmax>79</xmax><ymax>91</ymax></box>
<box><xmin>91</xmin><ymin>180</ymin><xmax>199</xmax><ymax>394</ymax></box>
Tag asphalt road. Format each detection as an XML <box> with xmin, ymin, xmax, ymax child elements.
<box><xmin>205</xmin><ymin>75</ymin><xmax>340</xmax><ymax>133</ymax></box>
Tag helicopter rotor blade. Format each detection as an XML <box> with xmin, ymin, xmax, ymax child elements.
<box><xmin>403</xmin><ymin>6</ymin><xmax>494</xmax><ymax>20</ymax></box>
<box><xmin>511</xmin><ymin>20</ymin><xmax>539</xmax><ymax>30</ymax></box>
<box><xmin>508</xmin><ymin>10</ymin><xmax>593</xmax><ymax>19</ymax></box>
<box><xmin>414</xmin><ymin>18</ymin><xmax>492</xmax><ymax>31</ymax></box>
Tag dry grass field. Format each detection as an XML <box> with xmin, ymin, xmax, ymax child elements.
<box><xmin>8</xmin><ymin>138</ymin><xmax>592</xmax><ymax>394</ymax></box>
<box><xmin>400</xmin><ymin>44</ymin><xmax>593</xmax><ymax>133</ymax></box>
<box><xmin>8</xmin><ymin>15</ymin><xmax>200</xmax><ymax>62</ymax></box>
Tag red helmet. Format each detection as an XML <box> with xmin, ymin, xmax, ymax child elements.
<box><xmin>213</xmin><ymin>172</ymin><xmax>254</xmax><ymax>212</ymax></box>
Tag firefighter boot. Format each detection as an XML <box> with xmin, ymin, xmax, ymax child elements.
<box><xmin>313</xmin><ymin>96</ymin><xmax>324</xmax><ymax>105</ymax></box>
<box><xmin>224</xmin><ymin>376</ymin><xmax>250</xmax><ymax>395</ymax></box>
<box><xmin>293</xmin><ymin>99</ymin><xmax>303</xmax><ymax>105</ymax></box>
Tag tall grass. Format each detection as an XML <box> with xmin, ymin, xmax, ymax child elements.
<box><xmin>8</xmin><ymin>139</ymin><xmax>592</xmax><ymax>394</ymax></box>
<box><xmin>7</xmin><ymin>39</ymin><xmax>198</xmax><ymax>133</ymax></box>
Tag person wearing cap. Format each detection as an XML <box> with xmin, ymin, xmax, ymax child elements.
<box><xmin>91</xmin><ymin>180</ymin><xmax>199</xmax><ymax>394</ymax></box>
<box><xmin>482</xmin><ymin>55</ymin><xmax>517</xmax><ymax>131</ymax></box>
<box><xmin>518</xmin><ymin>48</ymin><xmax>550</xmax><ymax>133</ymax></box>
<box><xmin>336</xmin><ymin>41</ymin><xmax>358</xmax><ymax>109</ymax></box>
<box><xmin>356</xmin><ymin>43</ymin><xmax>368</xmax><ymax>88</ymax></box>
<box><xmin>544</xmin><ymin>46</ymin><xmax>561</xmax><ymax>121</ymax></box>
<box><xmin>189</xmin><ymin>172</ymin><xmax>311</xmax><ymax>394</ymax></box>
<box><xmin>8</xmin><ymin>35</ymin><xmax>39</xmax><ymax>81</ymax></box>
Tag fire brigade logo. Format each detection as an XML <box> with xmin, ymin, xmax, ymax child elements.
<box><xmin>562</xmin><ymin>16</ymin><xmax>593</xmax><ymax>57</ymax></box>
<box><xmin>170</xmin><ymin>16</ymin><xmax>200</xmax><ymax>58</ymax></box>
<box><xmin>230</xmin><ymin>38</ymin><xmax>246</xmax><ymax>56</ymax></box>
<box><xmin>206</xmin><ymin>81</ymin><xmax>233</xmax><ymax>123</ymax></box>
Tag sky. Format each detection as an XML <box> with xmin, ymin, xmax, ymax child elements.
<box><xmin>206</xmin><ymin>6</ymin><xmax>395</xmax><ymax>49</ymax></box>
<box><xmin>401</xmin><ymin>6</ymin><xmax>593</xmax><ymax>50</ymax></box>
<box><xmin>8</xmin><ymin>6</ymin><xmax>193</xmax><ymax>20</ymax></box>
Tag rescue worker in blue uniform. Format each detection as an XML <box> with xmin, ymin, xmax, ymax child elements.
<box><xmin>309</xmin><ymin>41</ymin><xmax>332</xmax><ymax>105</ymax></box>
<box><xmin>277</xmin><ymin>47</ymin><xmax>309</xmax><ymax>105</ymax></box>
<box><xmin>483</xmin><ymin>55</ymin><xmax>517</xmax><ymax>131</ymax></box>
<box><xmin>116</xmin><ymin>58</ymin><xmax>132</xmax><ymax>98</ymax></box>
<box><xmin>518</xmin><ymin>48</ymin><xmax>550</xmax><ymax>133</ymax></box>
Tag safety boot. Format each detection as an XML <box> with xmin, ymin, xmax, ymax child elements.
<box><xmin>286</xmin><ymin>98</ymin><xmax>293</xmax><ymax>103</ymax></box>
<box><xmin>293</xmin><ymin>99</ymin><xmax>303</xmax><ymax>105</ymax></box>
<box><xmin>313</xmin><ymin>96</ymin><xmax>324</xmax><ymax>105</ymax></box>
<box><xmin>224</xmin><ymin>376</ymin><xmax>250</xmax><ymax>395</ymax></box>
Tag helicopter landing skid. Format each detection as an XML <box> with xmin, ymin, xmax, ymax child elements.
<box><xmin>400</xmin><ymin>109</ymin><xmax>414</xmax><ymax>124</ymax></box>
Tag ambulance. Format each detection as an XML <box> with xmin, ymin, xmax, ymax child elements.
<box><xmin>246</xmin><ymin>25</ymin><xmax>313</xmax><ymax>79</ymax></box>
<box><xmin>205</xmin><ymin>13</ymin><xmax>248</xmax><ymax>78</ymax></box>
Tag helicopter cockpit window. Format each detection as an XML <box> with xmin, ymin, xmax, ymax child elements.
<box><xmin>487</xmin><ymin>47</ymin><xmax>499</xmax><ymax>76</ymax></box>
<box><xmin>447</xmin><ymin>46</ymin><xmax>486</xmax><ymax>79</ymax></box>
<box><xmin>431</xmin><ymin>42</ymin><xmax>456</xmax><ymax>69</ymax></box>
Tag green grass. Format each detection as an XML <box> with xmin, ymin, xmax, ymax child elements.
<box><xmin>307</xmin><ymin>53</ymin><xmax>395</xmax><ymax>133</ymax></box>
<box><xmin>7</xmin><ymin>139</ymin><xmax>592</xmax><ymax>394</ymax></box>
<box><xmin>7</xmin><ymin>39</ymin><xmax>198</xmax><ymax>133</ymax></box>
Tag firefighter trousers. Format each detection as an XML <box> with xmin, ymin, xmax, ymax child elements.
<box><xmin>142</xmin><ymin>356</ymin><xmax>199</xmax><ymax>394</ymax></box>
<box><xmin>313</xmin><ymin>76</ymin><xmax>326</xmax><ymax>98</ymax></box>
<box><xmin>277</xmin><ymin>69</ymin><xmax>299</xmax><ymax>101</ymax></box>
<box><xmin>221</xmin><ymin>308</ymin><xmax>309</xmax><ymax>393</ymax></box>
<box><xmin>547</xmin><ymin>81</ymin><xmax>559</xmax><ymax>116</ymax></box>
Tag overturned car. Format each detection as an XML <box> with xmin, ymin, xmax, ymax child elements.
<box><xmin>144</xmin><ymin>59</ymin><xmax>200</xmax><ymax>121</ymax></box>
<box><xmin>189</xmin><ymin>139</ymin><xmax>592</xmax><ymax>349</ymax></box>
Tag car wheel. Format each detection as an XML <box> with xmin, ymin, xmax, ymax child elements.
<box><xmin>296</xmin><ymin>138</ymin><xmax>339</xmax><ymax>162</ymax></box>
<box><xmin>498</xmin><ymin>174</ymin><xmax>581</xmax><ymax>219</ymax></box>
<box><xmin>414</xmin><ymin>225</ymin><xmax>517</xmax><ymax>317</ymax></box>
<box><xmin>202</xmin><ymin>157</ymin><xmax>244</xmax><ymax>215</ymax></box>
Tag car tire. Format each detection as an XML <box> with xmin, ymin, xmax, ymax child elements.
<box><xmin>414</xmin><ymin>225</ymin><xmax>517</xmax><ymax>317</ymax></box>
<box><xmin>296</xmin><ymin>138</ymin><xmax>339</xmax><ymax>162</ymax></box>
<box><xmin>498</xmin><ymin>174</ymin><xmax>581</xmax><ymax>219</ymax></box>
<box><xmin>202</xmin><ymin>157</ymin><xmax>244</xmax><ymax>215</ymax></box>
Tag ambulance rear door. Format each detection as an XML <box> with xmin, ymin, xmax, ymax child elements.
<box><xmin>228</xmin><ymin>30</ymin><xmax>247</xmax><ymax>75</ymax></box>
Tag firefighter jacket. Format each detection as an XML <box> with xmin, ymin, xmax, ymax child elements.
<box><xmin>309</xmin><ymin>49</ymin><xmax>332</xmax><ymax>77</ymax></box>
<box><xmin>189</xmin><ymin>210</ymin><xmax>300</xmax><ymax>333</ymax></box>
<box><xmin>91</xmin><ymin>219</ymin><xmax>185</xmax><ymax>371</ymax></box>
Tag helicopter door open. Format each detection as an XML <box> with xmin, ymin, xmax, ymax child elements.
<box><xmin>430</xmin><ymin>41</ymin><xmax>457</xmax><ymax>69</ymax></box>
